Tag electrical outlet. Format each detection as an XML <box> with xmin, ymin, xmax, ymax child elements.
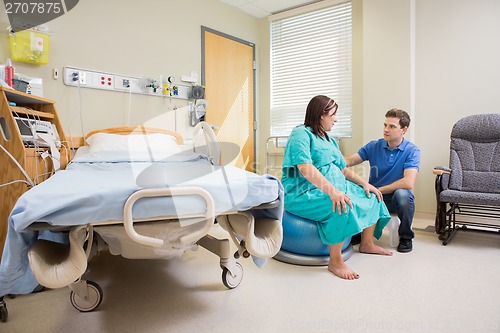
<box><xmin>98</xmin><ymin>73</ymin><xmax>114</xmax><ymax>89</ymax></box>
<box><xmin>78</xmin><ymin>71</ymin><xmax>86</xmax><ymax>85</ymax></box>
<box><xmin>63</xmin><ymin>67</ymin><xmax>81</xmax><ymax>86</ymax></box>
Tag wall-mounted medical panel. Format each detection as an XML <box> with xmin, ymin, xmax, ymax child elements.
<box><xmin>63</xmin><ymin>66</ymin><xmax>192</xmax><ymax>99</ymax></box>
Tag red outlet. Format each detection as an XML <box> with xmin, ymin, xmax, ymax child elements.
<box><xmin>98</xmin><ymin>74</ymin><xmax>114</xmax><ymax>89</ymax></box>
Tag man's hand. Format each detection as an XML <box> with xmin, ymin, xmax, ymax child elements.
<box><xmin>362</xmin><ymin>183</ymin><xmax>383</xmax><ymax>201</ymax></box>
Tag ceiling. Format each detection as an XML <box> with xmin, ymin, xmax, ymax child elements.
<box><xmin>217</xmin><ymin>0</ymin><xmax>321</xmax><ymax>19</ymax></box>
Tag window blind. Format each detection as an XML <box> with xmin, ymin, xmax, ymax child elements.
<box><xmin>270</xmin><ymin>1</ymin><xmax>352</xmax><ymax>137</ymax></box>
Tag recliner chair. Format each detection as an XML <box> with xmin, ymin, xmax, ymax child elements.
<box><xmin>433</xmin><ymin>113</ymin><xmax>500</xmax><ymax>245</ymax></box>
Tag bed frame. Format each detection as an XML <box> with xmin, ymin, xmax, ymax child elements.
<box><xmin>0</xmin><ymin>124</ymin><xmax>282</xmax><ymax>320</ymax></box>
<box><xmin>69</xmin><ymin>126</ymin><xmax>184</xmax><ymax>149</ymax></box>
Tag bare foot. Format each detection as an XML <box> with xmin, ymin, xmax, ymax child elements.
<box><xmin>328</xmin><ymin>261</ymin><xmax>360</xmax><ymax>280</ymax></box>
<box><xmin>359</xmin><ymin>243</ymin><xmax>393</xmax><ymax>256</ymax></box>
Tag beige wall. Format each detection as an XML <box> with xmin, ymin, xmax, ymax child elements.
<box><xmin>2</xmin><ymin>0</ymin><xmax>499</xmax><ymax>214</ymax></box>
<box><xmin>354</xmin><ymin>0</ymin><xmax>500</xmax><ymax>214</ymax></box>
<box><xmin>414</xmin><ymin>0</ymin><xmax>500</xmax><ymax>213</ymax></box>
<box><xmin>258</xmin><ymin>0</ymin><xmax>500</xmax><ymax>214</ymax></box>
<box><xmin>0</xmin><ymin>0</ymin><xmax>260</xmax><ymax>139</ymax></box>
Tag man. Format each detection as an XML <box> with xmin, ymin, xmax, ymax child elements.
<box><xmin>345</xmin><ymin>109</ymin><xmax>420</xmax><ymax>253</ymax></box>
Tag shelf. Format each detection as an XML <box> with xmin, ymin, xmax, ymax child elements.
<box><xmin>10</xmin><ymin>106</ymin><xmax>55</xmax><ymax>119</ymax></box>
<box><xmin>1</xmin><ymin>87</ymin><xmax>53</xmax><ymax>105</ymax></box>
<box><xmin>0</xmin><ymin>86</ymin><xmax>66</xmax><ymax>261</ymax></box>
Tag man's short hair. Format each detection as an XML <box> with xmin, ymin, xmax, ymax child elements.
<box><xmin>385</xmin><ymin>108</ymin><xmax>410</xmax><ymax>128</ymax></box>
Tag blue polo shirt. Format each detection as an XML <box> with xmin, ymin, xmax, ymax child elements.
<box><xmin>357</xmin><ymin>138</ymin><xmax>420</xmax><ymax>187</ymax></box>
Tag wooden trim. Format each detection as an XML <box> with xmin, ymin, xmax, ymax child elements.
<box><xmin>85</xmin><ymin>126</ymin><xmax>184</xmax><ymax>144</ymax></box>
<box><xmin>10</xmin><ymin>106</ymin><xmax>55</xmax><ymax>119</ymax></box>
<box><xmin>433</xmin><ymin>168</ymin><xmax>451</xmax><ymax>176</ymax></box>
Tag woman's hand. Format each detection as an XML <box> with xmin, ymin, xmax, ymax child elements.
<box><xmin>363</xmin><ymin>183</ymin><xmax>383</xmax><ymax>201</ymax></box>
<box><xmin>329</xmin><ymin>190</ymin><xmax>353</xmax><ymax>214</ymax></box>
<box><xmin>297</xmin><ymin>163</ymin><xmax>353</xmax><ymax>214</ymax></box>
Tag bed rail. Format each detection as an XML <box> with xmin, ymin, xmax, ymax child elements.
<box><xmin>122</xmin><ymin>186</ymin><xmax>215</xmax><ymax>248</ymax></box>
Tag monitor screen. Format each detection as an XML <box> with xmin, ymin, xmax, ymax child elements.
<box><xmin>15</xmin><ymin>117</ymin><xmax>34</xmax><ymax>138</ymax></box>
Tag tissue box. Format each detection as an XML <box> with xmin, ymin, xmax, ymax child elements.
<box><xmin>13</xmin><ymin>78</ymin><xmax>29</xmax><ymax>93</ymax></box>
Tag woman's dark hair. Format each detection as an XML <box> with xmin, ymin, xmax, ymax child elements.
<box><xmin>304</xmin><ymin>95</ymin><xmax>338</xmax><ymax>139</ymax></box>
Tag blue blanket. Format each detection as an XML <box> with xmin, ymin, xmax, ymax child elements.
<box><xmin>0</xmin><ymin>151</ymin><xmax>283</xmax><ymax>296</ymax></box>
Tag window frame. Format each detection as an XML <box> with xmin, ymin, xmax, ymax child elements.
<box><xmin>269</xmin><ymin>1</ymin><xmax>353</xmax><ymax>138</ymax></box>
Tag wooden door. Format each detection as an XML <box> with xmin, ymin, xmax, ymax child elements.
<box><xmin>202</xmin><ymin>27</ymin><xmax>255</xmax><ymax>171</ymax></box>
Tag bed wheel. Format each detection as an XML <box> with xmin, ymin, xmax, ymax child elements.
<box><xmin>222</xmin><ymin>262</ymin><xmax>243</xmax><ymax>289</ymax></box>
<box><xmin>69</xmin><ymin>280</ymin><xmax>103</xmax><ymax>312</ymax></box>
<box><xmin>233</xmin><ymin>250</ymin><xmax>250</xmax><ymax>259</ymax></box>
<box><xmin>0</xmin><ymin>300</ymin><xmax>8</xmax><ymax>322</ymax></box>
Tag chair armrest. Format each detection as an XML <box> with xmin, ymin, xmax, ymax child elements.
<box><xmin>433</xmin><ymin>166</ymin><xmax>451</xmax><ymax>175</ymax></box>
<box><xmin>434</xmin><ymin>166</ymin><xmax>451</xmax><ymax>192</ymax></box>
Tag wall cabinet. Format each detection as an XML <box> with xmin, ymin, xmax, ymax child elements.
<box><xmin>0</xmin><ymin>87</ymin><xmax>68</xmax><ymax>260</ymax></box>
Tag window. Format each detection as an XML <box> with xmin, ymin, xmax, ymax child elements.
<box><xmin>270</xmin><ymin>1</ymin><xmax>352</xmax><ymax>138</ymax></box>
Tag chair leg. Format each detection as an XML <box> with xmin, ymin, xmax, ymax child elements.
<box><xmin>441</xmin><ymin>228</ymin><xmax>459</xmax><ymax>245</ymax></box>
<box><xmin>440</xmin><ymin>203</ymin><xmax>458</xmax><ymax>245</ymax></box>
<box><xmin>435</xmin><ymin>202</ymin><xmax>447</xmax><ymax>235</ymax></box>
<box><xmin>434</xmin><ymin>174</ymin><xmax>449</xmax><ymax>237</ymax></box>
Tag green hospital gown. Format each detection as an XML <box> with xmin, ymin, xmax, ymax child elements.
<box><xmin>282</xmin><ymin>125</ymin><xmax>390</xmax><ymax>245</ymax></box>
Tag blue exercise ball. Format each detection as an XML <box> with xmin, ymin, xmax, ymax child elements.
<box><xmin>281</xmin><ymin>211</ymin><xmax>351</xmax><ymax>256</ymax></box>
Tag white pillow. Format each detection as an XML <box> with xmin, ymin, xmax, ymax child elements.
<box><xmin>86</xmin><ymin>133</ymin><xmax>181</xmax><ymax>154</ymax></box>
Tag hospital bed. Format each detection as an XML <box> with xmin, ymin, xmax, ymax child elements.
<box><xmin>0</xmin><ymin>123</ymin><xmax>283</xmax><ymax>320</ymax></box>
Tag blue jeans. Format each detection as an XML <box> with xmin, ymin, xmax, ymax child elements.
<box><xmin>383</xmin><ymin>189</ymin><xmax>415</xmax><ymax>240</ymax></box>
